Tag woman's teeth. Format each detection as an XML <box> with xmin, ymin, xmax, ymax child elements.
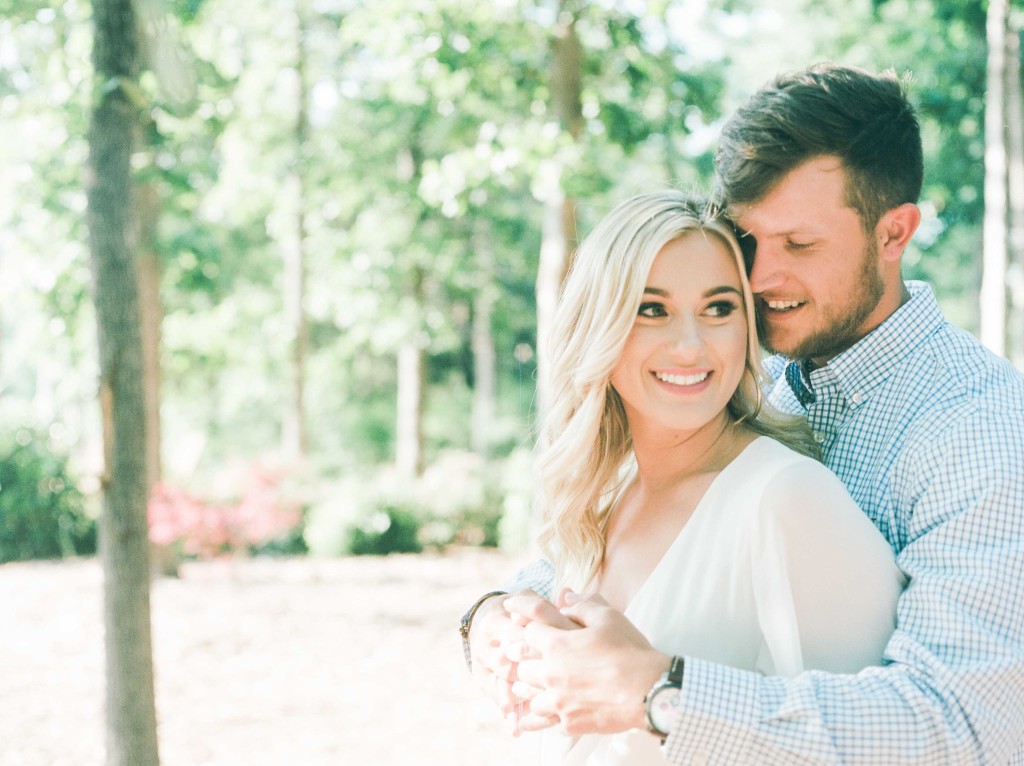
<box><xmin>655</xmin><ymin>371</ymin><xmax>708</xmax><ymax>386</ymax></box>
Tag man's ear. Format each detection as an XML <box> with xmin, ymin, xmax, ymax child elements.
<box><xmin>876</xmin><ymin>203</ymin><xmax>921</xmax><ymax>263</ymax></box>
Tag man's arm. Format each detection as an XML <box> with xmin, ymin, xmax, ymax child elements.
<box><xmin>503</xmin><ymin>557</ymin><xmax>556</xmax><ymax>600</ymax></box>
<box><xmin>662</xmin><ymin>414</ymin><xmax>1024</xmax><ymax>765</ymax></box>
<box><xmin>506</xmin><ymin>414</ymin><xmax>1024</xmax><ymax>764</ymax></box>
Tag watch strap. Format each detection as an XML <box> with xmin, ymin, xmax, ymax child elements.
<box><xmin>644</xmin><ymin>655</ymin><xmax>685</xmax><ymax>741</ymax></box>
<box><xmin>666</xmin><ymin>655</ymin><xmax>685</xmax><ymax>685</ymax></box>
<box><xmin>459</xmin><ymin>590</ymin><xmax>507</xmax><ymax>671</ymax></box>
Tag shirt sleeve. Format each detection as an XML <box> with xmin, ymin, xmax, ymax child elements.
<box><xmin>661</xmin><ymin>412</ymin><xmax>1024</xmax><ymax>766</ymax></box>
<box><xmin>503</xmin><ymin>556</ymin><xmax>556</xmax><ymax>600</ymax></box>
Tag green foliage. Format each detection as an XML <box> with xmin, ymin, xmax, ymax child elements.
<box><xmin>0</xmin><ymin>431</ymin><xmax>96</xmax><ymax>563</ymax></box>
<box><xmin>304</xmin><ymin>449</ymin><xmax>534</xmax><ymax>557</ymax></box>
<box><xmin>2</xmin><ymin>0</ymin><xmax>1014</xmax><ymax>545</ymax></box>
<box><xmin>345</xmin><ymin>507</ymin><xmax>424</xmax><ymax>557</ymax></box>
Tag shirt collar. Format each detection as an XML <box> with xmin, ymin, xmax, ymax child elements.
<box><xmin>812</xmin><ymin>281</ymin><xmax>945</xmax><ymax>405</ymax></box>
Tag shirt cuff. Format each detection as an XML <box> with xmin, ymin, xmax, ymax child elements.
<box><xmin>664</xmin><ymin>657</ymin><xmax>761</xmax><ymax>765</ymax></box>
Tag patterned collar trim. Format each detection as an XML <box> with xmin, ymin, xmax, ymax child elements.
<box><xmin>811</xmin><ymin>281</ymin><xmax>946</xmax><ymax>406</ymax></box>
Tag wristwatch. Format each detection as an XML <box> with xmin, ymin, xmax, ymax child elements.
<box><xmin>644</xmin><ymin>656</ymin><xmax>685</xmax><ymax>742</ymax></box>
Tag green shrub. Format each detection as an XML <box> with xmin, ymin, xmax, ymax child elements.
<box><xmin>304</xmin><ymin>474</ymin><xmax>423</xmax><ymax>557</ymax></box>
<box><xmin>303</xmin><ymin>449</ymin><xmax>536</xmax><ymax>557</ymax></box>
<box><xmin>346</xmin><ymin>505</ymin><xmax>423</xmax><ymax>555</ymax></box>
<box><xmin>0</xmin><ymin>430</ymin><xmax>96</xmax><ymax>563</ymax></box>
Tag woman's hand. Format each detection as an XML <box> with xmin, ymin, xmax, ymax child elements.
<box><xmin>507</xmin><ymin>590</ymin><xmax>669</xmax><ymax>737</ymax></box>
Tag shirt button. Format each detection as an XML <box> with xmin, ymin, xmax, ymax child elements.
<box><xmin>813</xmin><ymin>431</ymin><xmax>826</xmax><ymax>444</ymax></box>
<box><xmin>851</xmin><ymin>392</ymin><xmax>864</xmax><ymax>405</ymax></box>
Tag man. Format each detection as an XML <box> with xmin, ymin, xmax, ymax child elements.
<box><xmin>462</xmin><ymin>63</ymin><xmax>1024</xmax><ymax>764</ymax></box>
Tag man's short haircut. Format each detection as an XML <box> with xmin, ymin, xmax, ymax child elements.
<box><xmin>714</xmin><ymin>63</ymin><xmax>923</xmax><ymax>230</ymax></box>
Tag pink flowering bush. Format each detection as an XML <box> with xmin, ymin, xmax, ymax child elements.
<box><xmin>148</xmin><ymin>463</ymin><xmax>303</xmax><ymax>558</ymax></box>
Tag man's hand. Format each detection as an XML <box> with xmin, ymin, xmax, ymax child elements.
<box><xmin>507</xmin><ymin>590</ymin><xmax>670</xmax><ymax>737</ymax></box>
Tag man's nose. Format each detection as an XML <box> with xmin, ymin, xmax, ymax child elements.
<box><xmin>748</xmin><ymin>242</ymin><xmax>784</xmax><ymax>293</ymax></box>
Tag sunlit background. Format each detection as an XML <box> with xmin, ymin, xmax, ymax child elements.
<box><xmin>1</xmin><ymin>0</ymin><xmax>1021</xmax><ymax>763</ymax></box>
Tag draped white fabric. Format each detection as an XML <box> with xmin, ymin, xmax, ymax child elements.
<box><xmin>538</xmin><ymin>437</ymin><xmax>903</xmax><ymax>765</ymax></box>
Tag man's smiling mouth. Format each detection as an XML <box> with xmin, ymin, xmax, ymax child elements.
<box><xmin>764</xmin><ymin>299</ymin><xmax>804</xmax><ymax>312</ymax></box>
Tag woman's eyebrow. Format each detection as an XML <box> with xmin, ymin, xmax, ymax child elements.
<box><xmin>703</xmin><ymin>285</ymin><xmax>742</xmax><ymax>298</ymax></box>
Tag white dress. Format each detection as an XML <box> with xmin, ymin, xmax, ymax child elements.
<box><xmin>539</xmin><ymin>437</ymin><xmax>904</xmax><ymax>765</ymax></box>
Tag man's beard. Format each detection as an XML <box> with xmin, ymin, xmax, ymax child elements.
<box><xmin>757</xmin><ymin>239</ymin><xmax>885</xmax><ymax>361</ymax></box>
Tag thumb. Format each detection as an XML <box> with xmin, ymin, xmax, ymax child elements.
<box><xmin>558</xmin><ymin>592</ymin><xmax>610</xmax><ymax>625</ymax></box>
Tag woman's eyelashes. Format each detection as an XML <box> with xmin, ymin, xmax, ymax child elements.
<box><xmin>704</xmin><ymin>299</ymin><xmax>739</xmax><ymax>318</ymax></box>
<box><xmin>637</xmin><ymin>301</ymin><xmax>668</xmax><ymax>318</ymax></box>
<box><xmin>637</xmin><ymin>299</ymin><xmax>739</xmax><ymax>320</ymax></box>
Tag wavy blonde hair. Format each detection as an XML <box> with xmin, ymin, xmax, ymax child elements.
<box><xmin>535</xmin><ymin>190</ymin><xmax>818</xmax><ymax>592</ymax></box>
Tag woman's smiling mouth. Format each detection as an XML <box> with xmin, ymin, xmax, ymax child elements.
<box><xmin>653</xmin><ymin>371</ymin><xmax>710</xmax><ymax>386</ymax></box>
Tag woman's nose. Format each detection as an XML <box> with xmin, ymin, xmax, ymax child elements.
<box><xmin>668</xmin><ymin>317</ymin><xmax>703</xmax><ymax>354</ymax></box>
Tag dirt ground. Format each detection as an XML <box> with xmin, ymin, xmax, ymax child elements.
<box><xmin>0</xmin><ymin>548</ymin><xmax>539</xmax><ymax>766</ymax></box>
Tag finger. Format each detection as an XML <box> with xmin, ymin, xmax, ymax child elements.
<box><xmin>505</xmin><ymin>638</ymin><xmax>541</xmax><ymax>664</ymax></box>
<box><xmin>508</xmin><ymin>595</ymin><xmax>582</xmax><ymax>631</ymax></box>
<box><xmin>521</xmin><ymin>618</ymin><xmax>577</xmax><ymax>657</ymax></box>
<box><xmin>514</xmin><ymin>656</ymin><xmax>544</xmax><ymax>688</ymax></box>
<box><xmin>473</xmin><ymin>644</ymin><xmax>511</xmax><ymax>680</ymax></box>
<box><xmin>508</xmin><ymin>610</ymin><xmax>532</xmax><ymax>628</ymax></box>
<box><xmin>510</xmin><ymin>679</ymin><xmax>540</xmax><ymax>700</ymax></box>
<box><xmin>505</xmin><ymin>592</ymin><xmax>556</xmax><ymax>619</ymax></box>
<box><xmin>554</xmin><ymin>587</ymin><xmax>578</xmax><ymax>609</ymax></box>
<box><xmin>492</xmin><ymin>676</ymin><xmax>520</xmax><ymax>716</ymax></box>
<box><xmin>526</xmin><ymin>689</ymin><xmax>561</xmax><ymax>722</ymax></box>
<box><xmin>557</xmin><ymin>595</ymin><xmax>615</xmax><ymax>627</ymax></box>
<box><xmin>505</xmin><ymin>710</ymin><xmax>525</xmax><ymax>738</ymax></box>
<box><xmin>516</xmin><ymin>712</ymin><xmax>559</xmax><ymax>732</ymax></box>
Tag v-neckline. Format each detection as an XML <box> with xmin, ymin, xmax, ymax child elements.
<box><xmin>620</xmin><ymin>436</ymin><xmax>768</xmax><ymax>616</ymax></box>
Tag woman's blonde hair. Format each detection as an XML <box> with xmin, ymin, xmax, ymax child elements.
<box><xmin>535</xmin><ymin>190</ymin><xmax>818</xmax><ymax>591</ymax></box>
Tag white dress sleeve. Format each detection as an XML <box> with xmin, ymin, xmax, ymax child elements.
<box><xmin>751</xmin><ymin>458</ymin><xmax>904</xmax><ymax>676</ymax></box>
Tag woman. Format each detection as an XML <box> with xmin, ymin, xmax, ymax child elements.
<box><xmin>513</xmin><ymin>190</ymin><xmax>902</xmax><ymax>764</ymax></box>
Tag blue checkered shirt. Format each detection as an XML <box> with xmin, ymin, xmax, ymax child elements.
<box><xmin>506</xmin><ymin>282</ymin><xmax>1024</xmax><ymax>764</ymax></box>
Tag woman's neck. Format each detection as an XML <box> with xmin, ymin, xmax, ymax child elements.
<box><xmin>629</xmin><ymin>414</ymin><xmax>751</xmax><ymax>492</ymax></box>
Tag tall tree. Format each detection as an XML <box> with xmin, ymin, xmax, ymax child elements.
<box><xmin>982</xmin><ymin>0</ymin><xmax>1009</xmax><ymax>355</ymax></box>
<box><xmin>535</xmin><ymin>0</ymin><xmax>584</xmax><ymax>421</ymax></box>
<box><xmin>85</xmin><ymin>0</ymin><xmax>160</xmax><ymax>763</ymax></box>
<box><xmin>1005</xmin><ymin>22</ymin><xmax>1024</xmax><ymax>367</ymax></box>
<box><xmin>282</xmin><ymin>2</ymin><xmax>310</xmax><ymax>458</ymax></box>
<box><xmin>470</xmin><ymin>218</ymin><xmax>497</xmax><ymax>456</ymax></box>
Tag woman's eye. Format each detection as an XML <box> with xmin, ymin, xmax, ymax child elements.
<box><xmin>705</xmin><ymin>301</ymin><xmax>738</xmax><ymax>318</ymax></box>
<box><xmin>638</xmin><ymin>302</ymin><xmax>667</xmax><ymax>318</ymax></box>
<box><xmin>786</xmin><ymin>239</ymin><xmax>813</xmax><ymax>251</ymax></box>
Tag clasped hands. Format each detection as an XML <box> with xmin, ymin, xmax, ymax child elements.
<box><xmin>468</xmin><ymin>588</ymin><xmax>669</xmax><ymax>738</ymax></box>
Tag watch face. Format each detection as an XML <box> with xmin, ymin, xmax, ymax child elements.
<box><xmin>649</xmin><ymin>686</ymin><xmax>681</xmax><ymax>733</ymax></box>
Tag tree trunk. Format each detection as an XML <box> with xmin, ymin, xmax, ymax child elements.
<box><xmin>1005</xmin><ymin>24</ymin><xmax>1024</xmax><ymax>368</ymax></box>
<box><xmin>283</xmin><ymin>6</ymin><xmax>309</xmax><ymax>458</ymax></box>
<box><xmin>471</xmin><ymin>221</ymin><xmax>497</xmax><ymax>455</ymax></box>
<box><xmin>395</xmin><ymin>263</ymin><xmax>425</xmax><ymax>478</ymax></box>
<box><xmin>535</xmin><ymin>3</ymin><xmax>583</xmax><ymax>421</ymax></box>
<box><xmin>86</xmin><ymin>0</ymin><xmax>160</xmax><ymax>764</ymax></box>
<box><xmin>982</xmin><ymin>0</ymin><xmax>1009</xmax><ymax>355</ymax></box>
<box><xmin>136</xmin><ymin>181</ymin><xmax>177</xmax><ymax>577</ymax></box>
<box><xmin>135</xmin><ymin>184</ymin><xmax>162</xmax><ymax>491</ymax></box>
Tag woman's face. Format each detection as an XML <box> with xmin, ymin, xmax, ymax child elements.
<box><xmin>610</xmin><ymin>231</ymin><xmax>749</xmax><ymax>437</ymax></box>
